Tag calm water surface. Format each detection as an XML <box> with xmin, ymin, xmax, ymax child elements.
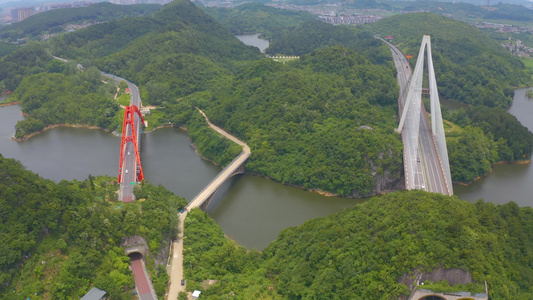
<box><xmin>236</xmin><ymin>33</ymin><xmax>269</xmax><ymax>53</ymax></box>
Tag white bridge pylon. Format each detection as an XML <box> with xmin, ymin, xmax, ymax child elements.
<box><xmin>397</xmin><ymin>35</ymin><xmax>453</xmax><ymax>195</ymax></box>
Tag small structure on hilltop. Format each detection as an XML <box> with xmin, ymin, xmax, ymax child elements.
<box><xmin>80</xmin><ymin>287</ymin><xmax>107</xmax><ymax>300</ymax></box>
<box><xmin>192</xmin><ymin>290</ymin><xmax>202</xmax><ymax>299</ymax></box>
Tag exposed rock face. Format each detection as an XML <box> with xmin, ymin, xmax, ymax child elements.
<box><xmin>121</xmin><ymin>235</ymin><xmax>171</xmax><ymax>267</ymax></box>
<box><xmin>352</xmin><ymin>150</ymin><xmax>404</xmax><ymax>198</ymax></box>
<box><xmin>121</xmin><ymin>235</ymin><xmax>148</xmax><ymax>249</ymax></box>
<box><xmin>398</xmin><ymin>268</ymin><xmax>475</xmax><ymax>292</ymax></box>
<box><xmin>154</xmin><ymin>239</ymin><xmax>172</xmax><ymax>267</ymax></box>
<box><xmin>372</xmin><ymin>163</ymin><xmax>404</xmax><ymax>195</ymax></box>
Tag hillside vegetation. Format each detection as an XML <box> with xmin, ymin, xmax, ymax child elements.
<box><xmin>0</xmin><ymin>2</ymin><xmax>161</xmax><ymax>41</ymax></box>
<box><xmin>5</xmin><ymin>1</ymin><xmax>533</xmax><ymax>189</ymax></box>
<box><xmin>183</xmin><ymin>191</ymin><xmax>533</xmax><ymax>299</ymax></box>
<box><xmin>0</xmin><ymin>154</ymin><xmax>187</xmax><ymax>299</ymax></box>
<box><xmin>48</xmin><ymin>0</ymin><xmax>263</xmax><ymax>105</ymax></box>
<box><xmin>10</xmin><ymin>65</ymin><xmax>121</xmax><ymax>139</ymax></box>
<box><xmin>203</xmin><ymin>3</ymin><xmax>316</xmax><ymax>38</ymax></box>
<box><xmin>267</xmin><ymin>21</ymin><xmax>393</xmax><ymax>65</ymax></box>
<box><xmin>371</xmin><ymin>13</ymin><xmax>530</xmax><ymax>108</ymax></box>
<box><xmin>170</xmin><ymin>45</ymin><xmax>403</xmax><ymax>197</ymax></box>
<box><xmin>0</xmin><ymin>42</ymin><xmax>54</xmax><ymax>92</ymax></box>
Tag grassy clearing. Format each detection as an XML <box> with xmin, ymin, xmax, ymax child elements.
<box><xmin>521</xmin><ymin>58</ymin><xmax>533</xmax><ymax>82</ymax></box>
<box><xmin>143</xmin><ymin>109</ymin><xmax>167</xmax><ymax>131</ymax></box>
<box><xmin>114</xmin><ymin>107</ymin><xmax>125</xmax><ymax>134</ymax></box>
<box><xmin>117</xmin><ymin>94</ymin><xmax>130</xmax><ymax>106</ymax></box>
<box><xmin>444</xmin><ymin>119</ymin><xmax>462</xmax><ymax>138</ymax></box>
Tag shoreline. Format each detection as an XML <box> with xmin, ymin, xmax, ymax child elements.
<box><xmin>455</xmin><ymin>159</ymin><xmax>531</xmax><ymax>186</ymax></box>
<box><xmin>13</xmin><ymin>123</ymin><xmax>111</xmax><ymax>141</ymax></box>
<box><xmin>0</xmin><ymin>102</ymin><xmax>19</xmax><ymax>107</ymax></box>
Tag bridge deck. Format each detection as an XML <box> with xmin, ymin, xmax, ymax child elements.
<box><xmin>381</xmin><ymin>36</ymin><xmax>451</xmax><ymax>195</ymax></box>
<box><xmin>187</xmin><ymin>109</ymin><xmax>250</xmax><ymax>210</ymax></box>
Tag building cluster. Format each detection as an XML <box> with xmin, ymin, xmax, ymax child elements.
<box><xmin>470</xmin><ymin>21</ymin><xmax>533</xmax><ymax>34</ymax></box>
<box><xmin>7</xmin><ymin>1</ymin><xmax>95</xmax><ymax>22</ymax></box>
<box><xmin>109</xmin><ymin>0</ymin><xmax>172</xmax><ymax>5</ymax></box>
<box><xmin>39</xmin><ymin>21</ymin><xmax>107</xmax><ymax>41</ymax></box>
<box><xmin>318</xmin><ymin>14</ymin><xmax>382</xmax><ymax>25</ymax></box>
<box><xmin>266</xmin><ymin>3</ymin><xmax>385</xmax><ymax>25</ymax></box>
<box><xmin>469</xmin><ymin>22</ymin><xmax>533</xmax><ymax>57</ymax></box>
<box><xmin>501</xmin><ymin>39</ymin><xmax>533</xmax><ymax>58</ymax></box>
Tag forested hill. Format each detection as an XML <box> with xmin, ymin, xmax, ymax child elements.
<box><xmin>202</xmin><ymin>3</ymin><xmax>316</xmax><ymax>38</ymax></box>
<box><xmin>371</xmin><ymin>13</ymin><xmax>529</xmax><ymax>108</ymax></box>
<box><xmin>267</xmin><ymin>21</ymin><xmax>392</xmax><ymax>65</ymax></box>
<box><xmin>49</xmin><ymin>0</ymin><xmax>263</xmax><ymax>104</ymax></box>
<box><xmin>0</xmin><ymin>2</ymin><xmax>161</xmax><ymax>41</ymax></box>
<box><xmin>184</xmin><ymin>191</ymin><xmax>533</xmax><ymax>299</ymax></box>
<box><xmin>173</xmin><ymin>45</ymin><xmax>403</xmax><ymax>197</ymax></box>
<box><xmin>0</xmin><ymin>153</ymin><xmax>187</xmax><ymax>299</ymax></box>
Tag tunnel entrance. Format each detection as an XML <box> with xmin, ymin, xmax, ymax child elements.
<box><xmin>420</xmin><ymin>296</ymin><xmax>446</xmax><ymax>300</ymax></box>
<box><xmin>128</xmin><ymin>252</ymin><xmax>143</xmax><ymax>261</ymax></box>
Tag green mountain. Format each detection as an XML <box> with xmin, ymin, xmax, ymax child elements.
<box><xmin>0</xmin><ymin>2</ymin><xmax>161</xmax><ymax>41</ymax></box>
<box><xmin>371</xmin><ymin>13</ymin><xmax>529</xmax><ymax>108</ymax></box>
<box><xmin>49</xmin><ymin>0</ymin><xmax>263</xmax><ymax>104</ymax></box>
<box><xmin>0</xmin><ymin>154</ymin><xmax>187</xmax><ymax>299</ymax></box>
<box><xmin>0</xmin><ymin>42</ymin><xmax>53</xmax><ymax>91</ymax></box>
<box><xmin>266</xmin><ymin>21</ymin><xmax>393</xmax><ymax>65</ymax></box>
<box><xmin>184</xmin><ymin>191</ymin><xmax>533</xmax><ymax>299</ymax></box>
<box><xmin>202</xmin><ymin>3</ymin><xmax>316</xmax><ymax>37</ymax></box>
<box><xmin>181</xmin><ymin>45</ymin><xmax>402</xmax><ymax>197</ymax></box>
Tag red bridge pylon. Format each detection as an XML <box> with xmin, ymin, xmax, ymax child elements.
<box><xmin>118</xmin><ymin>105</ymin><xmax>145</xmax><ymax>184</ymax></box>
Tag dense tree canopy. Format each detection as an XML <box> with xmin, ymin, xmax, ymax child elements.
<box><xmin>267</xmin><ymin>21</ymin><xmax>393</xmax><ymax>66</ymax></box>
<box><xmin>451</xmin><ymin>106</ymin><xmax>533</xmax><ymax>161</ymax></box>
<box><xmin>48</xmin><ymin>0</ymin><xmax>263</xmax><ymax>105</ymax></box>
<box><xmin>0</xmin><ymin>154</ymin><xmax>187</xmax><ymax>298</ymax></box>
<box><xmin>183</xmin><ymin>191</ymin><xmax>533</xmax><ymax>299</ymax></box>
<box><xmin>0</xmin><ymin>42</ymin><xmax>53</xmax><ymax>91</ymax></box>
<box><xmin>447</xmin><ymin>125</ymin><xmax>499</xmax><ymax>183</ymax></box>
<box><xmin>203</xmin><ymin>3</ymin><xmax>316</xmax><ymax>38</ymax></box>
<box><xmin>167</xmin><ymin>45</ymin><xmax>403</xmax><ymax>197</ymax></box>
<box><xmin>10</xmin><ymin>66</ymin><xmax>121</xmax><ymax>138</ymax></box>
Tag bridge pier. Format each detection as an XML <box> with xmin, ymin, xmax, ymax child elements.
<box><xmin>200</xmin><ymin>165</ymin><xmax>246</xmax><ymax>211</ymax></box>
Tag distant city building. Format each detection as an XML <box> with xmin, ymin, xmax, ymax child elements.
<box><xmin>318</xmin><ymin>14</ymin><xmax>382</xmax><ymax>25</ymax></box>
<box><xmin>109</xmin><ymin>0</ymin><xmax>172</xmax><ymax>4</ymax></box>
<box><xmin>10</xmin><ymin>7</ymin><xmax>35</xmax><ymax>21</ymax></box>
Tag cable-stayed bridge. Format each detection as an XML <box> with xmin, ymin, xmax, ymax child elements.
<box><xmin>387</xmin><ymin>35</ymin><xmax>453</xmax><ymax>195</ymax></box>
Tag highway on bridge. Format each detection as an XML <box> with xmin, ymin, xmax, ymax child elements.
<box><xmin>103</xmin><ymin>73</ymin><xmax>142</xmax><ymax>202</ymax></box>
<box><xmin>383</xmin><ymin>38</ymin><xmax>449</xmax><ymax>194</ymax></box>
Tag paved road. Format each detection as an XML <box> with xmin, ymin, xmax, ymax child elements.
<box><xmin>167</xmin><ymin>211</ymin><xmax>187</xmax><ymax>299</ymax></box>
<box><xmin>381</xmin><ymin>38</ymin><xmax>449</xmax><ymax>194</ymax></box>
<box><xmin>167</xmin><ymin>109</ymin><xmax>250</xmax><ymax>299</ymax></box>
<box><xmin>130</xmin><ymin>253</ymin><xmax>156</xmax><ymax>300</ymax></box>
